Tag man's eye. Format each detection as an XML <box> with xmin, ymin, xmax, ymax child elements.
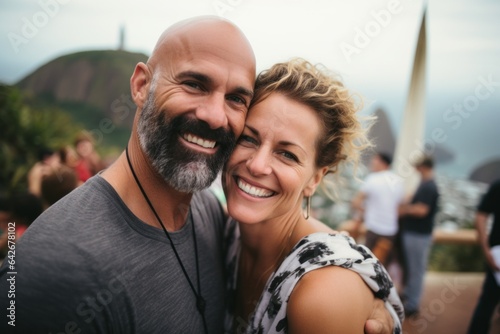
<box><xmin>184</xmin><ymin>82</ymin><xmax>202</xmax><ymax>90</ymax></box>
<box><xmin>227</xmin><ymin>95</ymin><xmax>246</xmax><ymax>105</ymax></box>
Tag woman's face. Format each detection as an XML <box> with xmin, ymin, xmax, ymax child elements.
<box><xmin>224</xmin><ymin>92</ymin><xmax>326</xmax><ymax>224</ymax></box>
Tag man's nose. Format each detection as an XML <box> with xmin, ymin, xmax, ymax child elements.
<box><xmin>195</xmin><ymin>93</ymin><xmax>228</xmax><ymax>129</ymax></box>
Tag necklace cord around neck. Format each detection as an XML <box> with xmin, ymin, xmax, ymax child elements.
<box><xmin>125</xmin><ymin>146</ymin><xmax>208</xmax><ymax>334</ymax></box>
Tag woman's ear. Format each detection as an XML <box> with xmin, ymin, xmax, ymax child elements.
<box><xmin>303</xmin><ymin>166</ymin><xmax>329</xmax><ymax>198</ymax></box>
<box><xmin>130</xmin><ymin>62</ymin><xmax>151</xmax><ymax>110</ymax></box>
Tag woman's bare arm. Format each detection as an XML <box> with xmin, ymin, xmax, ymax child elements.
<box><xmin>287</xmin><ymin>266</ymin><xmax>374</xmax><ymax>334</ymax></box>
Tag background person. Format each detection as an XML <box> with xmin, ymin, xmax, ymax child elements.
<box><xmin>74</xmin><ymin>131</ymin><xmax>105</xmax><ymax>182</ymax></box>
<box><xmin>398</xmin><ymin>156</ymin><xmax>440</xmax><ymax>317</ymax></box>
<box><xmin>467</xmin><ymin>179</ymin><xmax>500</xmax><ymax>334</ymax></box>
<box><xmin>0</xmin><ymin>193</ymin><xmax>44</xmax><ymax>256</ymax></box>
<box><xmin>40</xmin><ymin>164</ymin><xmax>79</xmax><ymax>209</ymax></box>
<box><xmin>27</xmin><ymin>146</ymin><xmax>61</xmax><ymax>197</ymax></box>
<box><xmin>59</xmin><ymin>145</ymin><xmax>85</xmax><ymax>186</ymax></box>
<box><xmin>351</xmin><ymin>152</ymin><xmax>405</xmax><ymax>266</ymax></box>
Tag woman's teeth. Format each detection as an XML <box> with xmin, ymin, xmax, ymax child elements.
<box><xmin>237</xmin><ymin>178</ymin><xmax>274</xmax><ymax>198</ymax></box>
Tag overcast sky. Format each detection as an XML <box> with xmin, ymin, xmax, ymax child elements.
<box><xmin>1</xmin><ymin>0</ymin><xmax>499</xmax><ymax>178</ymax></box>
<box><xmin>1</xmin><ymin>0</ymin><xmax>499</xmax><ymax>89</ymax></box>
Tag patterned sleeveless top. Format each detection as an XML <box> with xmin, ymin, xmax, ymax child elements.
<box><xmin>224</xmin><ymin>220</ymin><xmax>404</xmax><ymax>334</ymax></box>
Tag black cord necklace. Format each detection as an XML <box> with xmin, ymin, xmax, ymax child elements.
<box><xmin>125</xmin><ymin>146</ymin><xmax>208</xmax><ymax>334</ymax></box>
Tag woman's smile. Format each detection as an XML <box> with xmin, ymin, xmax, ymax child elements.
<box><xmin>234</xmin><ymin>176</ymin><xmax>275</xmax><ymax>198</ymax></box>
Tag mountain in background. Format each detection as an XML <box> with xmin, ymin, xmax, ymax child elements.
<box><xmin>13</xmin><ymin>50</ymin><xmax>500</xmax><ymax>184</ymax></box>
<box><xmin>363</xmin><ymin>107</ymin><xmax>455</xmax><ymax>167</ymax></box>
<box><xmin>469</xmin><ymin>159</ymin><xmax>500</xmax><ymax>184</ymax></box>
<box><xmin>15</xmin><ymin>50</ymin><xmax>148</xmax><ymax>150</ymax></box>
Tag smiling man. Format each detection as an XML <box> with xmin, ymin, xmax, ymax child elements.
<box><xmin>0</xmin><ymin>16</ymin><xmax>395</xmax><ymax>334</ymax></box>
<box><xmin>0</xmin><ymin>16</ymin><xmax>255</xmax><ymax>334</ymax></box>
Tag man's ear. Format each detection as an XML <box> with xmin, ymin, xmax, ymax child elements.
<box><xmin>303</xmin><ymin>166</ymin><xmax>329</xmax><ymax>198</ymax></box>
<box><xmin>130</xmin><ymin>62</ymin><xmax>151</xmax><ymax>110</ymax></box>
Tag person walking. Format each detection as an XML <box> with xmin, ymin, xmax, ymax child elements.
<box><xmin>399</xmin><ymin>156</ymin><xmax>440</xmax><ymax>317</ymax></box>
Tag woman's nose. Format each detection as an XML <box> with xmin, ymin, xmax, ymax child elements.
<box><xmin>246</xmin><ymin>148</ymin><xmax>272</xmax><ymax>176</ymax></box>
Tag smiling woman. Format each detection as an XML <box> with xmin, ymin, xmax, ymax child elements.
<box><xmin>225</xmin><ymin>92</ymin><xmax>322</xmax><ymax>222</ymax></box>
<box><xmin>222</xmin><ymin>58</ymin><xmax>404</xmax><ymax>333</ymax></box>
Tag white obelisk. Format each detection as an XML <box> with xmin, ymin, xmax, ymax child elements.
<box><xmin>393</xmin><ymin>6</ymin><xmax>427</xmax><ymax>196</ymax></box>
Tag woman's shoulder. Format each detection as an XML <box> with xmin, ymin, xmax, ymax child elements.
<box><xmin>287</xmin><ymin>264</ymin><xmax>374</xmax><ymax>333</ymax></box>
<box><xmin>291</xmin><ymin>263</ymin><xmax>372</xmax><ymax>296</ymax></box>
<box><xmin>290</xmin><ymin>231</ymin><xmax>371</xmax><ymax>262</ymax></box>
<box><xmin>307</xmin><ymin>217</ymin><xmax>338</xmax><ymax>233</ymax></box>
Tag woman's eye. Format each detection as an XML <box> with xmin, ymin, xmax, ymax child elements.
<box><xmin>280</xmin><ymin>151</ymin><xmax>299</xmax><ymax>162</ymax></box>
<box><xmin>238</xmin><ymin>135</ymin><xmax>257</xmax><ymax>145</ymax></box>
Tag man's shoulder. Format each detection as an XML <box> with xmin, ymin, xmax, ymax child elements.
<box><xmin>489</xmin><ymin>179</ymin><xmax>500</xmax><ymax>193</ymax></box>
<box><xmin>29</xmin><ymin>176</ymin><xmax>117</xmax><ymax>230</ymax></box>
<box><xmin>191</xmin><ymin>189</ymin><xmax>226</xmax><ymax>238</ymax></box>
<box><xmin>16</xmin><ymin>176</ymin><xmax>127</xmax><ymax>262</ymax></box>
<box><xmin>366</xmin><ymin>170</ymin><xmax>397</xmax><ymax>182</ymax></box>
<box><xmin>421</xmin><ymin>179</ymin><xmax>439</xmax><ymax>194</ymax></box>
<box><xmin>364</xmin><ymin>171</ymin><xmax>403</xmax><ymax>192</ymax></box>
<box><xmin>361</xmin><ymin>172</ymin><xmax>378</xmax><ymax>188</ymax></box>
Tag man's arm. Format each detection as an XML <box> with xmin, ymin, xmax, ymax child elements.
<box><xmin>351</xmin><ymin>191</ymin><xmax>366</xmax><ymax>238</ymax></box>
<box><xmin>351</xmin><ymin>191</ymin><xmax>366</xmax><ymax>213</ymax></box>
<box><xmin>476</xmin><ymin>211</ymin><xmax>499</xmax><ymax>271</ymax></box>
<box><xmin>399</xmin><ymin>202</ymin><xmax>429</xmax><ymax>218</ymax></box>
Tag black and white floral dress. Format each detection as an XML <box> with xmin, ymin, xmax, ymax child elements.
<box><xmin>224</xmin><ymin>220</ymin><xmax>404</xmax><ymax>334</ymax></box>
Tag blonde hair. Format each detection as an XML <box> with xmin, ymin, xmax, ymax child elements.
<box><xmin>251</xmin><ymin>58</ymin><xmax>373</xmax><ymax>199</ymax></box>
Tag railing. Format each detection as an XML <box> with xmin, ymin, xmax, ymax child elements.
<box><xmin>339</xmin><ymin>220</ymin><xmax>478</xmax><ymax>245</ymax></box>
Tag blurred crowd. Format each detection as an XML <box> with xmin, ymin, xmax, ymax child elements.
<box><xmin>0</xmin><ymin>131</ymin><xmax>105</xmax><ymax>257</ymax></box>
<box><xmin>348</xmin><ymin>151</ymin><xmax>499</xmax><ymax>332</ymax></box>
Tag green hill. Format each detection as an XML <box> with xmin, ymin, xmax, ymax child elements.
<box><xmin>16</xmin><ymin>50</ymin><xmax>149</xmax><ymax>150</ymax></box>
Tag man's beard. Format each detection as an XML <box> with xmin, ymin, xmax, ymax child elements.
<box><xmin>137</xmin><ymin>90</ymin><xmax>236</xmax><ymax>193</ymax></box>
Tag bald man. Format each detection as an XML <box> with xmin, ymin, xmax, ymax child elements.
<box><xmin>0</xmin><ymin>17</ymin><xmax>394</xmax><ymax>333</ymax></box>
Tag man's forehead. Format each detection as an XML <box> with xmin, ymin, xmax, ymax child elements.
<box><xmin>149</xmin><ymin>17</ymin><xmax>256</xmax><ymax>78</ymax></box>
<box><xmin>161</xmin><ymin>16</ymin><xmax>232</xmax><ymax>40</ymax></box>
<box><xmin>153</xmin><ymin>18</ymin><xmax>254</xmax><ymax>61</ymax></box>
<box><xmin>161</xmin><ymin>36</ymin><xmax>255</xmax><ymax>87</ymax></box>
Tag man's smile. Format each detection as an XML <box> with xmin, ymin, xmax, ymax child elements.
<box><xmin>182</xmin><ymin>133</ymin><xmax>217</xmax><ymax>149</ymax></box>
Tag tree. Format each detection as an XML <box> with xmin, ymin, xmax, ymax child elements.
<box><xmin>0</xmin><ymin>85</ymin><xmax>82</xmax><ymax>195</ymax></box>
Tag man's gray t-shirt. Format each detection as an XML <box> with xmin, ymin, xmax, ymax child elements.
<box><xmin>0</xmin><ymin>175</ymin><xmax>226</xmax><ymax>333</ymax></box>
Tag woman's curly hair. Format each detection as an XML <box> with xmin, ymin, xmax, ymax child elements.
<box><xmin>251</xmin><ymin>58</ymin><xmax>373</xmax><ymax>199</ymax></box>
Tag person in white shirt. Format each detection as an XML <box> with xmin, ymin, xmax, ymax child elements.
<box><xmin>351</xmin><ymin>152</ymin><xmax>405</xmax><ymax>265</ymax></box>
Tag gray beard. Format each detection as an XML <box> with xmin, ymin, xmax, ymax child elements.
<box><xmin>137</xmin><ymin>89</ymin><xmax>234</xmax><ymax>193</ymax></box>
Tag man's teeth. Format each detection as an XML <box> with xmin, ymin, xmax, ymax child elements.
<box><xmin>237</xmin><ymin>178</ymin><xmax>274</xmax><ymax>198</ymax></box>
<box><xmin>184</xmin><ymin>134</ymin><xmax>216</xmax><ymax>149</ymax></box>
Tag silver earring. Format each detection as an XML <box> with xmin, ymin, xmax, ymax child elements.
<box><xmin>304</xmin><ymin>196</ymin><xmax>311</xmax><ymax>220</ymax></box>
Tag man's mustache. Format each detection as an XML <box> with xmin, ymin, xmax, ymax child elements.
<box><xmin>172</xmin><ymin>116</ymin><xmax>235</xmax><ymax>145</ymax></box>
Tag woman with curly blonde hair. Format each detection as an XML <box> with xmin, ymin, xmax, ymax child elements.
<box><xmin>223</xmin><ymin>58</ymin><xmax>404</xmax><ymax>333</ymax></box>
